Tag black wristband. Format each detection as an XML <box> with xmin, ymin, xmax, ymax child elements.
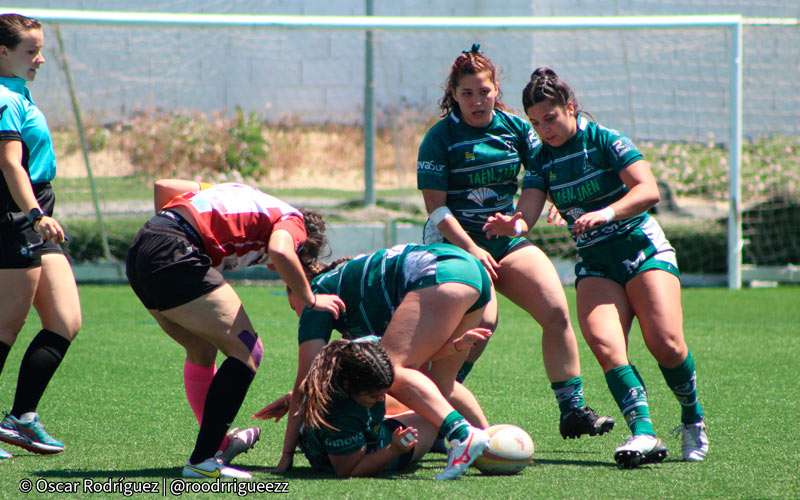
<box><xmin>26</xmin><ymin>207</ymin><xmax>44</xmax><ymax>226</ymax></box>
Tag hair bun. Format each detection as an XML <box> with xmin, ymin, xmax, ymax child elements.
<box><xmin>531</xmin><ymin>66</ymin><xmax>558</xmax><ymax>81</ymax></box>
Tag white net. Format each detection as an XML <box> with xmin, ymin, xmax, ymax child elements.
<box><xmin>18</xmin><ymin>0</ymin><xmax>800</xmax><ymax>277</ymax></box>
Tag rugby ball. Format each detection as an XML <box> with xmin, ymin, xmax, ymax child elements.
<box><xmin>474</xmin><ymin>424</ymin><xmax>534</xmax><ymax>475</ymax></box>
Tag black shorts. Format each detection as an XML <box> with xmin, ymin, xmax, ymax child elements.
<box><xmin>125</xmin><ymin>211</ymin><xmax>224</xmax><ymax>311</ymax></box>
<box><xmin>0</xmin><ymin>183</ymin><xmax>64</xmax><ymax>269</ymax></box>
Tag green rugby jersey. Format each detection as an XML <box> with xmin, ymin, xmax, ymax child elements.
<box><xmin>417</xmin><ymin>109</ymin><xmax>541</xmax><ymax>234</ymax></box>
<box><xmin>300</xmin><ymin>393</ymin><xmax>388</xmax><ymax>471</ymax></box>
<box><xmin>297</xmin><ymin>243</ymin><xmax>477</xmax><ymax>344</ymax></box>
<box><xmin>522</xmin><ymin>114</ymin><xmax>646</xmax><ymax>250</ymax></box>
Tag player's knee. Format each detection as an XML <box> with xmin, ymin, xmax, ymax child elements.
<box><xmin>537</xmin><ymin>307</ymin><xmax>571</xmax><ymax>335</ymax></box>
<box><xmin>653</xmin><ymin>335</ymin><xmax>687</xmax><ymax>366</ymax></box>
<box><xmin>237</xmin><ymin>329</ymin><xmax>264</xmax><ymax>369</ymax></box>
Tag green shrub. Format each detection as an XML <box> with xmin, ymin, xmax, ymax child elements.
<box><xmin>226</xmin><ymin>107</ymin><xmax>269</xmax><ymax>179</ymax></box>
<box><xmin>63</xmin><ymin>217</ymin><xmax>148</xmax><ymax>263</ymax></box>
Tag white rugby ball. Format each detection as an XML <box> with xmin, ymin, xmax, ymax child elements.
<box><xmin>474</xmin><ymin>424</ymin><xmax>534</xmax><ymax>475</ymax></box>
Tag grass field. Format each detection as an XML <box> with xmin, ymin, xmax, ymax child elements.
<box><xmin>0</xmin><ymin>285</ymin><xmax>798</xmax><ymax>498</ymax></box>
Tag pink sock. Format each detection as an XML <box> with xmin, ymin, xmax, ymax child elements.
<box><xmin>183</xmin><ymin>361</ymin><xmax>217</xmax><ymax>424</ymax></box>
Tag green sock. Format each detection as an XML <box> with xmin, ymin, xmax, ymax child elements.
<box><xmin>605</xmin><ymin>365</ymin><xmax>656</xmax><ymax>436</ymax></box>
<box><xmin>456</xmin><ymin>361</ymin><xmax>474</xmax><ymax>383</ymax></box>
<box><xmin>659</xmin><ymin>351</ymin><xmax>705</xmax><ymax>424</ymax></box>
<box><xmin>440</xmin><ymin>410</ymin><xmax>469</xmax><ymax>442</ymax></box>
<box><xmin>551</xmin><ymin>376</ymin><xmax>586</xmax><ymax>415</ymax></box>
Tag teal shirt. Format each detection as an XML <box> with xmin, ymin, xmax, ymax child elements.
<box><xmin>523</xmin><ymin>114</ymin><xmax>646</xmax><ymax>250</ymax></box>
<box><xmin>417</xmin><ymin>109</ymin><xmax>541</xmax><ymax>235</ymax></box>
<box><xmin>298</xmin><ymin>243</ymin><xmax>478</xmax><ymax>344</ymax></box>
<box><xmin>299</xmin><ymin>393</ymin><xmax>388</xmax><ymax>471</ymax></box>
<box><xmin>0</xmin><ymin>76</ymin><xmax>56</xmax><ymax>184</ymax></box>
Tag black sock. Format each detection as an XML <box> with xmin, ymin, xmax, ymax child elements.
<box><xmin>189</xmin><ymin>357</ymin><xmax>255</xmax><ymax>465</ymax></box>
<box><xmin>11</xmin><ymin>330</ymin><xmax>71</xmax><ymax>417</ymax></box>
<box><xmin>0</xmin><ymin>341</ymin><xmax>11</xmax><ymax>377</ymax></box>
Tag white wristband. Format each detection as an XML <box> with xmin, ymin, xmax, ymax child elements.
<box><xmin>597</xmin><ymin>207</ymin><xmax>616</xmax><ymax>223</ymax></box>
<box><xmin>513</xmin><ymin>219</ymin><xmax>526</xmax><ymax>237</ymax></box>
<box><xmin>429</xmin><ymin>206</ymin><xmax>454</xmax><ymax>226</ymax></box>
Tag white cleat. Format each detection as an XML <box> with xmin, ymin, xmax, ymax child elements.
<box><xmin>182</xmin><ymin>453</ymin><xmax>252</xmax><ymax>480</ymax></box>
<box><xmin>435</xmin><ymin>427</ymin><xmax>489</xmax><ymax>480</ymax></box>
<box><xmin>614</xmin><ymin>434</ymin><xmax>668</xmax><ymax>469</ymax></box>
<box><xmin>680</xmin><ymin>421</ymin><xmax>709</xmax><ymax>462</ymax></box>
<box><xmin>219</xmin><ymin>426</ymin><xmax>261</xmax><ymax>465</ymax></box>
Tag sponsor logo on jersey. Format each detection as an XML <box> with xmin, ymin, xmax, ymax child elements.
<box><xmin>565</xmin><ymin>207</ymin><xmax>585</xmax><ymax>221</ymax></box>
<box><xmin>465</xmin><ymin>151</ymin><xmax>475</xmax><ymax>161</ymax></box>
<box><xmin>612</xmin><ymin>138</ymin><xmax>633</xmax><ymax>158</ymax></box>
<box><xmin>467</xmin><ymin>187</ymin><xmax>499</xmax><ymax>206</ymax></box>
<box><xmin>326</xmin><ymin>435</ymin><xmax>364</xmax><ymax>449</ymax></box>
<box><xmin>417</xmin><ymin>160</ymin><xmax>445</xmax><ymax>172</ymax></box>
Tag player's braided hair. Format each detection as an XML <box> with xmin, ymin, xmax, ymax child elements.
<box><xmin>0</xmin><ymin>13</ymin><xmax>41</xmax><ymax>49</ymax></box>
<box><xmin>298</xmin><ymin>339</ymin><xmax>394</xmax><ymax>431</ymax></box>
<box><xmin>439</xmin><ymin>43</ymin><xmax>507</xmax><ymax>117</ymax></box>
<box><xmin>298</xmin><ymin>208</ymin><xmax>331</xmax><ymax>277</ymax></box>
<box><xmin>522</xmin><ymin>66</ymin><xmax>581</xmax><ymax>112</ymax></box>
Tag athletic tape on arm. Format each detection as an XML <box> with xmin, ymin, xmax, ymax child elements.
<box><xmin>429</xmin><ymin>206</ymin><xmax>454</xmax><ymax>226</ymax></box>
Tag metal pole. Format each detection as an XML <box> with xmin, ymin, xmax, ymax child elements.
<box><xmin>363</xmin><ymin>0</ymin><xmax>376</xmax><ymax>207</ymax></box>
<box><xmin>727</xmin><ymin>21</ymin><xmax>743</xmax><ymax>289</ymax></box>
<box><xmin>53</xmin><ymin>25</ymin><xmax>113</xmax><ymax>262</ymax></box>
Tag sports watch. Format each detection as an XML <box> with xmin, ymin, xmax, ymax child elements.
<box><xmin>26</xmin><ymin>207</ymin><xmax>44</xmax><ymax>226</ymax></box>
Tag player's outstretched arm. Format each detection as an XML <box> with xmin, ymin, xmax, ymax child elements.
<box><xmin>330</xmin><ymin>426</ymin><xmax>419</xmax><ymax>478</ymax></box>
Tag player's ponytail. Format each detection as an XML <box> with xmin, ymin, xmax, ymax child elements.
<box><xmin>298</xmin><ymin>339</ymin><xmax>394</xmax><ymax>431</ymax></box>
<box><xmin>298</xmin><ymin>208</ymin><xmax>330</xmax><ymax>278</ymax></box>
<box><xmin>522</xmin><ymin>66</ymin><xmax>580</xmax><ymax>112</ymax></box>
<box><xmin>439</xmin><ymin>43</ymin><xmax>507</xmax><ymax>117</ymax></box>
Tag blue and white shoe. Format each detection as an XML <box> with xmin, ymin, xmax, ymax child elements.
<box><xmin>183</xmin><ymin>453</ymin><xmax>252</xmax><ymax>480</ymax></box>
<box><xmin>0</xmin><ymin>446</ymin><xmax>11</xmax><ymax>459</ymax></box>
<box><xmin>0</xmin><ymin>413</ymin><xmax>64</xmax><ymax>454</ymax></box>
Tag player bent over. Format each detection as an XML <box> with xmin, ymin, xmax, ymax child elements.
<box><xmin>126</xmin><ymin>180</ymin><xmax>344</xmax><ymax>478</ymax></box>
<box><xmin>257</xmin><ymin>243</ymin><xmax>497</xmax><ymax>480</ymax></box>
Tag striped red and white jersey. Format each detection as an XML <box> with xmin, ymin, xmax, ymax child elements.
<box><xmin>163</xmin><ymin>183</ymin><xmax>306</xmax><ymax>271</ymax></box>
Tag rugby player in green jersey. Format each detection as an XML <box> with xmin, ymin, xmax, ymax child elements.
<box><xmin>293</xmin><ymin>339</ymin><xmax>436</xmax><ymax>477</ymax></box>
<box><xmin>417</xmin><ymin>45</ymin><xmax>613</xmax><ymax>441</ymax></box>
<box><xmin>255</xmin><ymin>243</ymin><xmax>495</xmax><ymax>480</ymax></box>
<box><xmin>485</xmin><ymin>67</ymin><xmax>708</xmax><ymax>468</ymax></box>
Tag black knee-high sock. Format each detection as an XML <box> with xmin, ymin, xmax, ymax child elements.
<box><xmin>11</xmin><ymin>330</ymin><xmax>71</xmax><ymax>418</ymax></box>
<box><xmin>0</xmin><ymin>341</ymin><xmax>11</xmax><ymax>377</ymax></box>
<box><xmin>189</xmin><ymin>357</ymin><xmax>254</xmax><ymax>465</ymax></box>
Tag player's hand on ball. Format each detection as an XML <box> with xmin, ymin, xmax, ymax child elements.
<box><xmin>312</xmin><ymin>293</ymin><xmax>346</xmax><ymax>319</ymax></box>
<box><xmin>391</xmin><ymin>426</ymin><xmax>419</xmax><ymax>452</ymax></box>
<box><xmin>253</xmin><ymin>392</ymin><xmax>291</xmax><ymax>421</ymax></box>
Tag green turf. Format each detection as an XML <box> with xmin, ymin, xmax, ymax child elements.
<box><xmin>0</xmin><ymin>285</ymin><xmax>798</xmax><ymax>498</ymax></box>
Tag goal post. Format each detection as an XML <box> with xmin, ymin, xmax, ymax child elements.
<box><xmin>6</xmin><ymin>7</ymin><xmax>799</xmax><ymax>288</ymax></box>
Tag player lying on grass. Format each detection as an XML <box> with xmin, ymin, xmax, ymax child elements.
<box><xmin>417</xmin><ymin>44</ymin><xmax>614</xmax><ymax>440</ymax></box>
<box><xmin>256</xmin><ymin>243</ymin><xmax>496</xmax><ymax>480</ymax></box>
<box><xmin>485</xmin><ymin>67</ymin><xmax>709</xmax><ymax>468</ymax></box>
<box><xmin>266</xmin><ymin>339</ymin><xmax>437</xmax><ymax>477</ymax></box>
<box><xmin>126</xmin><ymin>179</ymin><xmax>345</xmax><ymax>479</ymax></box>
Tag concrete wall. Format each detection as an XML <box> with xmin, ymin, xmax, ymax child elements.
<box><xmin>18</xmin><ymin>0</ymin><xmax>800</xmax><ymax>141</ymax></box>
